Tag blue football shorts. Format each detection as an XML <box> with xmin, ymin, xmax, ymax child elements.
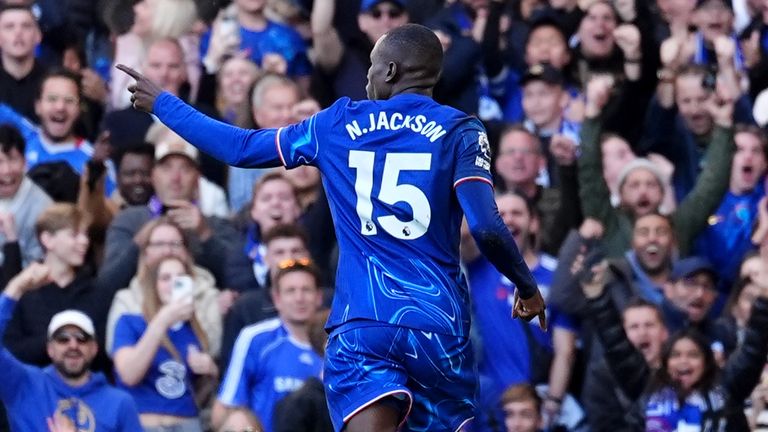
<box><xmin>324</xmin><ymin>321</ymin><xmax>478</xmax><ymax>432</ymax></box>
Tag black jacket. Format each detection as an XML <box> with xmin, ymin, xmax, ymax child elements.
<box><xmin>587</xmin><ymin>291</ymin><xmax>768</xmax><ymax>431</ymax></box>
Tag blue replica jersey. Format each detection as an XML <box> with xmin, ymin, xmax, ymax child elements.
<box><xmin>111</xmin><ymin>314</ymin><xmax>201</xmax><ymax>417</ymax></box>
<box><xmin>276</xmin><ymin>94</ymin><xmax>494</xmax><ymax>337</ymax></box>
<box><xmin>0</xmin><ymin>296</ymin><xmax>142</xmax><ymax>431</ymax></box>
<box><xmin>218</xmin><ymin>318</ymin><xmax>323</xmax><ymax>432</ymax></box>
<box><xmin>694</xmin><ymin>181</ymin><xmax>765</xmax><ymax>290</ymax></box>
<box><xmin>466</xmin><ymin>254</ymin><xmax>576</xmax><ymax>384</ymax></box>
<box><xmin>0</xmin><ymin>103</ymin><xmax>117</xmax><ymax>195</ymax></box>
<box><xmin>200</xmin><ymin>21</ymin><xmax>311</xmax><ymax>77</ymax></box>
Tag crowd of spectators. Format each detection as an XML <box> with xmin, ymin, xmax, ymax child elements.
<box><xmin>1</xmin><ymin>0</ymin><xmax>768</xmax><ymax>430</ymax></box>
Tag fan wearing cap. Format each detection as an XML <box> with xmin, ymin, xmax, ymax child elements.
<box><xmin>310</xmin><ymin>0</ymin><xmax>409</xmax><ymax>104</ymax></box>
<box><xmin>663</xmin><ymin>257</ymin><xmax>721</xmax><ymax>326</ymax></box>
<box><xmin>103</xmin><ymin>126</ymin><xmax>235</xmax><ymax>288</ymax></box>
<box><xmin>578</xmin><ymin>74</ymin><xmax>734</xmax><ymax>258</ymax></box>
<box><xmin>520</xmin><ymin>63</ymin><xmax>580</xmax><ymax>188</ymax></box>
<box><xmin>0</xmin><ymin>262</ymin><xmax>141</xmax><ymax>431</ymax></box>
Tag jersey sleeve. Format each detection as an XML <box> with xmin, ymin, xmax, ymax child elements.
<box><xmin>453</xmin><ymin>119</ymin><xmax>493</xmax><ymax>188</ymax></box>
<box><xmin>111</xmin><ymin>315</ymin><xmax>141</xmax><ymax>356</ymax></box>
<box><xmin>218</xmin><ymin>329</ymin><xmax>257</xmax><ymax>407</ymax></box>
<box><xmin>153</xmin><ymin>92</ymin><xmax>282</xmax><ymax>168</ymax></box>
<box><xmin>275</xmin><ymin>111</ymin><xmax>322</xmax><ymax>169</ymax></box>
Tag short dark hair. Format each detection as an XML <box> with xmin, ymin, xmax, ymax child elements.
<box><xmin>734</xmin><ymin>123</ymin><xmax>768</xmax><ymax>159</ymax></box>
<box><xmin>113</xmin><ymin>144</ymin><xmax>156</xmax><ymax>171</ymax></box>
<box><xmin>633</xmin><ymin>211</ymin><xmax>675</xmax><ymax>231</ymax></box>
<box><xmin>263</xmin><ymin>223</ymin><xmax>309</xmax><ymax>247</ymax></box>
<box><xmin>0</xmin><ymin>4</ymin><xmax>37</xmax><ymax>21</ymax></box>
<box><xmin>0</xmin><ymin>124</ymin><xmax>26</xmax><ymax>155</ymax></box>
<box><xmin>381</xmin><ymin>24</ymin><xmax>443</xmax><ymax>81</ymax></box>
<box><xmin>622</xmin><ymin>297</ymin><xmax>666</xmax><ymax>326</ymax></box>
<box><xmin>251</xmin><ymin>170</ymin><xmax>298</xmax><ymax>202</ymax></box>
<box><xmin>37</xmin><ymin>68</ymin><xmax>83</xmax><ymax>101</ymax></box>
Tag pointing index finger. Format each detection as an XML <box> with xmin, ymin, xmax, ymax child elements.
<box><xmin>116</xmin><ymin>63</ymin><xmax>143</xmax><ymax>80</ymax></box>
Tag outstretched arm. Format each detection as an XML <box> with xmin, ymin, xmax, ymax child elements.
<box><xmin>116</xmin><ymin>64</ymin><xmax>283</xmax><ymax>168</ymax></box>
<box><xmin>456</xmin><ymin>180</ymin><xmax>546</xmax><ymax>328</ymax></box>
<box><xmin>0</xmin><ymin>264</ymin><xmax>52</xmax><ymax>403</ymax></box>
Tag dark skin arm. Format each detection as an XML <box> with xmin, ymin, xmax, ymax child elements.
<box><xmin>116</xmin><ymin>64</ymin><xmax>163</xmax><ymax>113</ymax></box>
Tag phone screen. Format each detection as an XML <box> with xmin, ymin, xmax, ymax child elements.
<box><xmin>171</xmin><ymin>275</ymin><xmax>194</xmax><ymax>303</ymax></box>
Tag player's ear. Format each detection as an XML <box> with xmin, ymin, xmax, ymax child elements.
<box><xmin>385</xmin><ymin>61</ymin><xmax>397</xmax><ymax>83</ymax></box>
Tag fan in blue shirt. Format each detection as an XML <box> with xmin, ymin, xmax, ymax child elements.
<box><xmin>0</xmin><ymin>70</ymin><xmax>117</xmax><ymax>195</ymax></box>
<box><xmin>216</xmin><ymin>261</ymin><xmax>324</xmax><ymax>432</ymax></box>
<box><xmin>0</xmin><ymin>263</ymin><xmax>141</xmax><ymax>431</ymax></box>
<box><xmin>119</xmin><ymin>23</ymin><xmax>546</xmax><ymax>432</ymax></box>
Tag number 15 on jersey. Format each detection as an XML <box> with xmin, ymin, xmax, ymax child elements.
<box><xmin>348</xmin><ymin>150</ymin><xmax>432</xmax><ymax>240</ymax></box>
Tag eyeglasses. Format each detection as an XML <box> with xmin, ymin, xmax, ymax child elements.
<box><xmin>147</xmin><ymin>240</ymin><xmax>185</xmax><ymax>249</ymax></box>
<box><xmin>52</xmin><ymin>331</ymin><xmax>92</xmax><ymax>345</ymax></box>
<box><xmin>370</xmin><ymin>7</ymin><xmax>404</xmax><ymax>19</ymax></box>
<box><xmin>277</xmin><ymin>257</ymin><xmax>313</xmax><ymax>270</ymax></box>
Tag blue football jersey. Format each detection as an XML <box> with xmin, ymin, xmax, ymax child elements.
<box><xmin>218</xmin><ymin>318</ymin><xmax>323</xmax><ymax>432</ymax></box>
<box><xmin>111</xmin><ymin>314</ymin><xmax>200</xmax><ymax>417</ymax></box>
<box><xmin>276</xmin><ymin>93</ymin><xmax>493</xmax><ymax>337</ymax></box>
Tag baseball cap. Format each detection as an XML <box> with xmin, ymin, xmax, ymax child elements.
<box><xmin>155</xmin><ymin>138</ymin><xmax>199</xmax><ymax>165</ymax></box>
<box><xmin>48</xmin><ymin>310</ymin><xmax>96</xmax><ymax>338</ymax></box>
<box><xmin>360</xmin><ymin>0</ymin><xmax>406</xmax><ymax>13</ymax></box>
<box><xmin>670</xmin><ymin>257</ymin><xmax>718</xmax><ymax>282</ymax></box>
<box><xmin>695</xmin><ymin>0</ymin><xmax>733</xmax><ymax>10</ymax></box>
<box><xmin>520</xmin><ymin>63</ymin><xmax>564</xmax><ymax>87</ymax></box>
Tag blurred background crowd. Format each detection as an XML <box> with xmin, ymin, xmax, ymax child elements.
<box><xmin>2</xmin><ymin>0</ymin><xmax>768</xmax><ymax>430</ymax></box>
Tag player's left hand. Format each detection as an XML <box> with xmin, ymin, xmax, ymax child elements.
<box><xmin>116</xmin><ymin>64</ymin><xmax>163</xmax><ymax>113</ymax></box>
<box><xmin>512</xmin><ymin>290</ymin><xmax>547</xmax><ymax>331</ymax></box>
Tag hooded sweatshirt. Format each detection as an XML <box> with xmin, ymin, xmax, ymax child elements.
<box><xmin>0</xmin><ymin>294</ymin><xmax>141</xmax><ymax>431</ymax></box>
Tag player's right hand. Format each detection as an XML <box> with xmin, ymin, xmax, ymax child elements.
<box><xmin>115</xmin><ymin>64</ymin><xmax>163</xmax><ymax>113</ymax></box>
<box><xmin>512</xmin><ymin>290</ymin><xmax>547</xmax><ymax>331</ymax></box>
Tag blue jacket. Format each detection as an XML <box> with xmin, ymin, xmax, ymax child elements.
<box><xmin>0</xmin><ymin>294</ymin><xmax>141</xmax><ymax>431</ymax></box>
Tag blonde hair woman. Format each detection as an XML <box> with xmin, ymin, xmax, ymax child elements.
<box><xmin>105</xmin><ymin>218</ymin><xmax>222</xmax><ymax>362</ymax></box>
<box><xmin>110</xmin><ymin>0</ymin><xmax>202</xmax><ymax>109</ymax></box>
<box><xmin>112</xmin><ymin>254</ymin><xmax>218</xmax><ymax>431</ymax></box>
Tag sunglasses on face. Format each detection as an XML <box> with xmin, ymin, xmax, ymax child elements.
<box><xmin>370</xmin><ymin>7</ymin><xmax>404</xmax><ymax>19</ymax></box>
<box><xmin>277</xmin><ymin>257</ymin><xmax>313</xmax><ymax>270</ymax></box>
<box><xmin>52</xmin><ymin>331</ymin><xmax>92</xmax><ymax>345</ymax></box>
